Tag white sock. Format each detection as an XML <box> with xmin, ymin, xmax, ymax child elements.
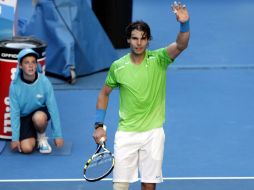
<box><xmin>113</xmin><ymin>183</ymin><xmax>129</xmax><ymax>190</ymax></box>
<box><xmin>37</xmin><ymin>132</ymin><xmax>46</xmax><ymax>139</ymax></box>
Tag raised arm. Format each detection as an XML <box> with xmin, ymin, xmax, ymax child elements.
<box><xmin>166</xmin><ymin>1</ymin><xmax>190</xmax><ymax>59</ymax></box>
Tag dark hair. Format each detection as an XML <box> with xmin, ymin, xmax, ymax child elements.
<box><xmin>125</xmin><ymin>20</ymin><xmax>152</xmax><ymax>40</ymax></box>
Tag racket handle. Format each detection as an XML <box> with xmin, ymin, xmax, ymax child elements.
<box><xmin>99</xmin><ymin>125</ymin><xmax>106</xmax><ymax>145</ymax></box>
<box><xmin>99</xmin><ymin>137</ymin><xmax>105</xmax><ymax>145</ymax></box>
<box><xmin>103</xmin><ymin>125</ymin><xmax>107</xmax><ymax>131</ymax></box>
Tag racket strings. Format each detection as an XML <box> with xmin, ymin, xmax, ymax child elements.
<box><xmin>89</xmin><ymin>153</ymin><xmax>112</xmax><ymax>168</ymax></box>
<box><xmin>85</xmin><ymin>152</ymin><xmax>114</xmax><ymax>180</ymax></box>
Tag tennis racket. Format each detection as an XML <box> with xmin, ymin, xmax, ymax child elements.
<box><xmin>83</xmin><ymin>131</ymin><xmax>114</xmax><ymax>182</ymax></box>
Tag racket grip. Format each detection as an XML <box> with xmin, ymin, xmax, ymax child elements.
<box><xmin>103</xmin><ymin>125</ymin><xmax>107</xmax><ymax>131</ymax></box>
<box><xmin>99</xmin><ymin>137</ymin><xmax>105</xmax><ymax>145</ymax></box>
<box><xmin>99</xmin><ymin>125</ymin><xmax>107</xmax><ymax>145</ymax></box>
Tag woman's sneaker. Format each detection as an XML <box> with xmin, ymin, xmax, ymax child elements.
<box><xmin>37</xmin><ymin>134</ymin><xmax>52</xmax><ymax>154</ymax></box>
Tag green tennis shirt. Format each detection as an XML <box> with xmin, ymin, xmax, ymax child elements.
<box><xmin>105</xmin><ymin>48</ymin><xmax>173</xmax><ymax>132</ymax></box>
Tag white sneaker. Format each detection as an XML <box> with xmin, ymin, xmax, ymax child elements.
<box><xmin>37</xmin><ymin>135</ymin><xmax>52</xmax><ymax>154</ymax></box>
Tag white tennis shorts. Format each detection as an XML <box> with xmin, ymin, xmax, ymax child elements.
<box><xmin>113</xmin><ymin>127</ymin><xmax>165</xmax><ymax>183</ymax></box>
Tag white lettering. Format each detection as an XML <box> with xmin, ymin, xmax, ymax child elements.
<box><xmin>4</xmin><ymin>97</ymin><xmax>9</xmax><ymax>105</ymax></box>
<box><xmin>4</xmin><ymin>126</ymin><xmax>12</xmax><ymax>133</ymax></box>
<box><xmin>5</xmin><ymin>106</ymin><xmax>10</xmax><ymax>112</ymax></box>
<box><xmin>11</xmin><ymin>68</ymin><xmax>16</xmax><ymax>80</ymax></box>
<box><xmin>1</xmin><ymin>53</ymin><xmax>17</xmax><ymax>59</ymax></box>
<box><xmin>4</xmin><ymin>112</ymin><xmax>10</xmax><ymax>119</ymax></box>
<box><xmin>4</xmin><ymin>119</ymin><xmax>11</xmax><ymax>126</ymax></box>
<box><xmin>3</xmin><ymin>97</ymin><xmax>12</xmax><ymax>134</ymax></box>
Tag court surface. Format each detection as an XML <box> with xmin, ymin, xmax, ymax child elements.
<box><xmin>1</xmin><ymin>0</ymin><xmax>254</xmax><ymax>189</ymax></box>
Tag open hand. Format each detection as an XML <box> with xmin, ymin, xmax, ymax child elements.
<box><xmin>11</xmin><ymin>141</ymin><xmax>21</xmax><ymax>152</ymax></box>
<box><xmin>171</xmin><ymin>1</ymin><xmax>189</xmax><ymax>23</ymax></box>
<box><xmin>54</xmin><ymin>138</ymin><xmax>64</xmax><ymax>148</ymax></box>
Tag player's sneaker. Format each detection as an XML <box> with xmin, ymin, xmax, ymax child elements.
<box><xmin>37</xmin><ymin>134</ymin><xmax>52</xmax><ymax>154</ymax></box>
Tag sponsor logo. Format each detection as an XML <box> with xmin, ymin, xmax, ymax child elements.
<box><xmin>1</xmin><ymin>53</ymin><xmax>17</xmax><ymax>59</ymax></box>
<box><xmin>36</xmin><ymin>94</ymin><xmax>43</xmax><ymax>99</ymax></box>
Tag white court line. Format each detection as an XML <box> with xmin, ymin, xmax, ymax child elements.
<box><xmin>2</xmin><ymin>177</ymin><xmax>254</xmax><ymax>183</ymax></box>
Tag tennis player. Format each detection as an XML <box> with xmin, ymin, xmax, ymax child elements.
<box><xmin>93</xmin><ymin>2</ymin><xmax>190</xmax><ymax>190</ymax></box>
<box><xmin>9</xmin><ymin>48</ymin><xmax>64</xmax><ymax>154</ymax></box>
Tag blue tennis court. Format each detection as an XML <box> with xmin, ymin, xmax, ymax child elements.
<box><xmin>1</xmin><ymin>0</ymin><xmax>254</xmax><ymax>189</ymax></box>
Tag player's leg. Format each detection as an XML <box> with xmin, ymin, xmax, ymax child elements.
<box><xmin>113</xmin><ymin>182</ymin><xmax>129</xmax><ymax>190</ymax></box>
<box><xmin>113</xmin><ymin>131</ymin><xmax>141</xmax><ymax>190</ymax></box>
<box><xmin>139</xmin><ymin>128</ymin><xmax>165</xmax><ymax>190</ymax></box>
<box><xmin>141</xmin><ymin>183</ymin><xmax>156</xmax><ymax>190</ymax></box>
<box><xmin>32</xmin><ymin>107</ymin><xmax>52</xmax><ymax>153</ymax></box>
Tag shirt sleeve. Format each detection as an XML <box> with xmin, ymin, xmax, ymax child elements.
<box><xmin>154</xmin><ymin>48</ymin><xmax>174</xmax><ymax>69</ymax></box>
<box><xmin>105</xmin><ymin>63</ymin><xmax>119</xmax><ymax>88</ymax></box>
<box><xmin>45</xmin><ymin>78</ymin><xmax>63</xmax><ymax>138</ymax></box>
<box><xmin>9</xmin><ymin>84</ymin><xmax>21</xmax><ymax>141</ymax></box>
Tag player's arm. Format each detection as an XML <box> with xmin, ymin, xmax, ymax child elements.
<box><xmin>93</xmin><ymin>85</ymin><xmax>112</xmax><ymax>144</ymax></box>
<box><xmin>166</xmin><ymin>2</ymin><xmax>190</xmax><ymax>60</ymax></box>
